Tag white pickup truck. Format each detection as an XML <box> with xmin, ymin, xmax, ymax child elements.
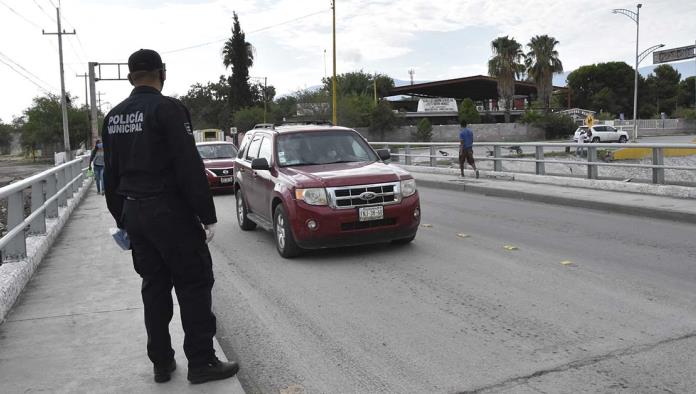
<box><xmin>573</xmin><ymin>125</ymin><xmax>629</xmax><ymax>143</ymax></box>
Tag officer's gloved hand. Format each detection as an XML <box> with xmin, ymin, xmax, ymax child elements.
<box><xmin>203</xmin><ymin>223</ymin><xmax>216</xmax><ymax>243</ymax></box>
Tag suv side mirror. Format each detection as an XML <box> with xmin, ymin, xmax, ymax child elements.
<box><xmin>376</xmin><ymin>149</ymin><xmax>391</xmax><ymax>161</ymax></box>
<box><xmin>251</xmin><ymin>158</ymin><xmax>270</xmax><ymax>171</ymax></box>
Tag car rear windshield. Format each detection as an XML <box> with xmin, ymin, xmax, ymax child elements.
<box><xmin>197</xmin><ymin>144</ymin><xmax>238</xmax><ymax>159</ymax></box>
<box><xmin>276</xmin><ymin>130</ymin><xmax>378</xmax><ymax>167</ymax></box>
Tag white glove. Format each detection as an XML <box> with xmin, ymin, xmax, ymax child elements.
<box><xmin>203</xmin><ymin>223</ymin><xmax>216</xmax><ymax>243</ymax></box>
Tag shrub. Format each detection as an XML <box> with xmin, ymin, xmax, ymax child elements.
<box><xmin>369</xmin><ymin>100</ymin><xmax>399</xmax><ymax>140</ymax></box>
<box><xmin>519</xmin><ymin>111</ymin><xmax>576</xmax><ymax>140</ymax></box>
<box><xmin>416</xmin><ymin>118</ymin><xmax>433</xmax><ymax>142</ymax></box>
<box><xmin>458</xmin><ymin>98</ymin><xmax>481</xmax><ymax>124</ymax></box>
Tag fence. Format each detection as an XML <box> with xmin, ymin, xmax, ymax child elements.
<box><xmin>0</xmin><ymin>155</ymin><xmax>90</xmax><ymax>263</ymax></box>
<box><xmin>369</xmin><ymin>142</ymin><xmax>696</xmax><ymax>186</ymax></box>
<box><xmin>611</xmin><ymin>119</ymin><xmax>682</xmax><ymax>129</ymax></box>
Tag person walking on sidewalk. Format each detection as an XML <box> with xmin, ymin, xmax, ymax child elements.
<box><xmin>102</xmin><ymin>49</ymin><xmax>238</xmax><ymax>384</ymax></box>
<box><xmin>89</xmin><ymin>139</ymin><xmax>105</xmax><ymax>195</ymax></box>
<box><xmin>458</xmin><ymin>120</ymin><xmax>479</xmax><ymax>178</ymax></box>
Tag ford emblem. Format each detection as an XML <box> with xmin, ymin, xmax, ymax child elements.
<box><xmin>223</xmin><ymin>169</ymin><xmax>229</xmax><ymax>175</ymax></box>
<box><xmin>359</xmin><ymin>191</ymin><xmax>377</xmax><ymax>201</ymax></box>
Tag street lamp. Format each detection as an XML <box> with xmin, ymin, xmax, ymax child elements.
<box><xmin>612</xmin><ymin>4</ymin><xmax>641</xmax><ymax>142</ymax></box>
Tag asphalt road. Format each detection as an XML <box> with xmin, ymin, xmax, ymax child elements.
<box><xmin>209</xmin><ymin>186</ymin><xmax>696</xmax><ymax>393</ymax></box>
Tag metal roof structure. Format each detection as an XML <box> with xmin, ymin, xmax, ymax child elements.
<box><xmin>386</xmin><ymin>75</ymin><xmax>567</xmax><ymax>100</ymax></box>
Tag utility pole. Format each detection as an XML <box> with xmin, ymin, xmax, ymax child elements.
<box><xmin>612</xmin><ymin>3</ymin><xmax>642</xmax><ymax>142</ymax></box>
<box><xmin>331</xmin><ymin>0</ymin><xmax>337</xmax><ymax>126</ymax></box>
<box><xmin>408</xmin><ymin>69</ymin><xmax>415</xmax><ymax>85</ymax></box>
<box><xmin>76</xmin><ymin>73</ymin><xmax>90</xmax><ymax>146</ymax></box>
<box><xmin>43</xmin><ymin>4</ymin><xmax>76</xmax><ymax>156</ymax></box>
<box><xmin>264</xmin><ymin>77</ymin><xmax>268</xmax><ymax>123</ymax></box>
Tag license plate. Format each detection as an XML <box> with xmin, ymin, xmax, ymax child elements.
<box><xmin>359</xmin><ymin>206</ymin><xmax>384</xmax><ymax>222</ymax></box>
<box><xmin>220</xmin><ymin>177</ymin><xmax>233</xmax><ymax>184</ymax></box>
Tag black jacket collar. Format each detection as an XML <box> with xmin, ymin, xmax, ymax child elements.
<box><xmin>130</xmin><ymin>86</ymin><xmax>162</xmax><ymax>96</ymax></box>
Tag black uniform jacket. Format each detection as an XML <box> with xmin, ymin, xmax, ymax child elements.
<box><xmin>102</xmin><ymin>86</ymin><xmax>216</xmax><ymax>228</ymax></box>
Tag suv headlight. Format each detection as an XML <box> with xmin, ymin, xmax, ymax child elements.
<box><xmin>401</xmin><ymin>179</ymin><xmax>416</xmax><ymax>197</ymax></box>
<box><xmin>295</xmin><ymin>188</ymin><xmax>328</xmax><ymax>206</ymax></box>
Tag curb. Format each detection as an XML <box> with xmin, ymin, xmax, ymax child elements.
<box><xmin>0</xmin><ymin>178</ymin><xmax>93</xmax><ymax>323</ymax></box>
<box><xmin>399</xmin><ymin>164</ymin><xmax>696</xmax><ymax>199</ymax></box>
<box><xmin>413</xmin><ymin>176</ymin><xmax>696</xmax><ymax>225</ymax></box>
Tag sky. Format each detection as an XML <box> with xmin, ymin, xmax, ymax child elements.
<box><xmin>1</xmin><ymin>0</ymin><xmax>695</xmax><ymax>122</ymax></box>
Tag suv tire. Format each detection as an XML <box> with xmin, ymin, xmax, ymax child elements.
<box><xmin>619</xmin><ymin>135</ymin><xmax>627</xmax><ymax>143</ymax></box>
<box><xmin>592</xmin><ymin>137</ymin><xmax>600</xmax><ymax>143</ymax></box>
<box><xmin>236</xmin><ymin>189</ymin><xmax>256</xmax><ymax>231</ymax></box>
<box><xmin>274</xmin><ymin>205</ymin><xmax>302</xmax><ymax>258</ymax></box>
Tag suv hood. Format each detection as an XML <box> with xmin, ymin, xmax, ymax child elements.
<box><xmin>203</xmin><ymin>158</ymin><xmax>235</xmax><ymax>168</ymax></box>
<box><xmin>278</xmin><ymin>161</ymin><xmax>408</xmax><ymax>188</ymax></box>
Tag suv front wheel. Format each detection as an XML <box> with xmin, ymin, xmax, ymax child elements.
<box><xmin>274</xmin><ymin>205</ymin><xmax>301</xmax><ymax>258</ymax></box>
<box><xmin>236</xmin><ymin>189</ymin><xmax>256</xmax><ymax>231</ymax></box>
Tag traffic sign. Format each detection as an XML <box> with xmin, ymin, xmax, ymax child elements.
<box><xmin>653</xmin><ymin>45</ymin><xmax>696</xmax><ymax>64</ymax></box>
<box><xmin>585</xmin><ymin>114</ymin><xmax>595</xmax><ymax>128</ymax></box>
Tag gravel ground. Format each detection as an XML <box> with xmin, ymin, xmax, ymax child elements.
<box><xmin>400</xmin><ymin>147</ymin><xmax>696</xmax><ymax>186</ymax></box>
<box><xmin>0</xmin><ymin>156</ymin><xmax>54</xmax><ymax>236</ymax></box>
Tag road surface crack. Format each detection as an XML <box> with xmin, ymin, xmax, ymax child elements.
<box><xmin>457</xmin><ymin>331</ymin><xmax>696</xmax><ymax>393</ymax></box>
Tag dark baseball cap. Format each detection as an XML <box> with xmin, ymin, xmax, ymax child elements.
<box><xmin>128</xmin><ymin>49</ymin><xmax>164</xmax><ymax>72</ymax></box>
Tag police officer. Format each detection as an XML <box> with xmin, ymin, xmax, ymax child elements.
<box><xmin>102</xmin><ymin>49</ymin><xmax>238</xmax><ymax>384</ymax></box>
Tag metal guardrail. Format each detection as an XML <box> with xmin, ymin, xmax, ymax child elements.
<box><xmin>369</xmin><ymin>142</ymin><xmax>696</xmax><ymax>185</ymax></box>
<box><xmin>0</xmin><ymin>155</ymin><xmax>90</xmax><ymax>263</ymax></box>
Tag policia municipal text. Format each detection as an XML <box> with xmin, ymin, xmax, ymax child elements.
<box><xmin>102</xmin><ymin>49</ymin><xmax>238</xmax><ymax>384</ymax></box>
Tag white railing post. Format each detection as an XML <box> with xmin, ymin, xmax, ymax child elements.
<box><xmin>4</xmin><ymin>191</ymin><xmax>27</xmax><ymax>260</ymax></box>
<box><xmin>56</xmin><ymin>169</ymin><xmax>67</xmax><ymax>207</ymax></box>
<box><xmin>29</xmin><ymin>180</ymin><xmax>47</xmax><ymax>235</ymax></box>
<box><xmin>405</xmin><ymin>145</ymin><xmax>412</xmax><ymax>165</ymax></box>
<box><xmin>494</xmin><ymin>146</ymin><xmax>502</xmax><ymax>172</ymax></box>
<box><xmin>45</xmin><ymin>173</ymin><xmax>59</xmax><ymax>218</ymax></box>
<box><xmin>429</xmin><ymin>145</ymin><xmax>437</xmax><ymax>167</ymax></box>
<box><xmin>587</xmin><ymin>146</ymin><xmax>598</xmax><ymax>179</ymax></box>
<box><xmin>652</xmin><ymin>148</ymin><xmax>665</xmax><ymax>184</ymax></box>
<box><xmin>535</xmin><ymin>146</ymin><xmax>545</xmax><ymax>175</ymax></box>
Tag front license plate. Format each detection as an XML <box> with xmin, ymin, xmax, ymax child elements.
<box><xmin>220</xmin><ymin>177</ymin><xmax>233</xmax><ymax>184</ymax></box>
<box><xmin>359</xmin><ymin>206</ymin><xmax>384</xmax><ymax>222</ymax></box>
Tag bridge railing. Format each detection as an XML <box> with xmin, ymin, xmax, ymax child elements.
<box><xmin>0</xmin><ymin>155</ymin><xmax>90</xmax><ymax>263</ymax></box>
<box><xmin>369</xmin><ymin>142</ymin><xmax>696</xmax><ymax>186</ymax></box>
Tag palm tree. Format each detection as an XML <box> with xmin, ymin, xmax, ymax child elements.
<box><xmin>526</xmin><ymin>35</ymin><xmax>563</xmax><ymax>112</ymax></box>
<box><xmin>222</xmin><ymin>13</ymin><xmax>254</xmax><ymax>70</ymax></box>
<box><xmin>488</xmin><ymin>36</ymin><xmax>525</xmax><ymax>123</ymax></box>
<box><xmin>222</xmin><ymin>12</ymin><xmax>255</xmax><ymax>111</ymax></box>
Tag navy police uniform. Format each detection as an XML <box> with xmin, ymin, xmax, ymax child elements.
<box><xmin>102</xmin><ymin>49</ymin><xmax>218</xmax><ymax>370</ymax></box>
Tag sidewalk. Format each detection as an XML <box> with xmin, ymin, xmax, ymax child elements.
<box><xmin>0</xmin><ymin>188</ymin><xmax>245</xmax><ymax>393</ymax></box>
<box><xmin>410</xmin><ymin>168</ymin><xmax>696</xmax><ymax>224</ymax></box>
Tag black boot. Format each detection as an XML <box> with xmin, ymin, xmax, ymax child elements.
<box><xmin>187</xmin><ymin>357</ymin><xmax>239</xmax><ymax>384</ymax></box>
<box><xmin>153</xmin><ymin>359</ymin><xmax>176</xmax><ymax>383</ymax></box>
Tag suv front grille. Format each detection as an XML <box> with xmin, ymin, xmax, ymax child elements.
<box><xmin>209</xmin><ymin>168</ymin><xmax>233</xmax><ymax>177</ymax></box>
<box><xmin>341</xmin><ymin>218</ymin><xmax>397</xmax><ymax>231</ymax></box>
<box><xmin>327</xmin><ymin>182</ymin><xmax>400</xmax><ymax>209</ymax></box>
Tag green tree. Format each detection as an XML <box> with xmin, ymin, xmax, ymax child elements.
<box><xmin>525</xmin><ymin>35</ymin><xmax>563</xmax><ymax>112</ymax></box>
<box><xmin>17</xmin><ymin>94</ymin><xmax>91</xmax><ymax>156</ymax></box>
<box><xmin>488</xmin><ymin>36</ymin><xmax>525</xmax><ymax>123</ymax></box>
<box><xmin>566</xmin><ymin>62</ymin><xmax>639</xmax><ymax>116</ymax></box>
<box><xmin>0</xmin><ymin>119</ymin><xmax>17</xmax><ymax>153</ymax></box>
<box><xmin>369</xmin><ymin>100</ymin><xmax>398</xmax><ymax>141</ymax></box>
<box><xmin>415</xmin><ymin>118</ymin><xmax>433</xmax><ymax>142</ymax></box>
<box><xmin>322</xmin><ymin>71</ymin><xmax>394</xmax><ymax>98</ymax></box>
<box><xmin>644</xmin><ymin>64</ymin><xmax>681</xmax><ymax>116</ymax></box>
<box><xmin>222</xmin><ymin>12</ymin><xmax>254</xmax><ymax>113</ymax></box>
<box><xmin>179</xmin><ymin>76</ymin><xmax>232</xmax><ymax>129</ymax></box>
<box><xmin>677</xmin><ymin>76</ymin><xmax>695</xmax><ymax>109</ymax></box>
<box><xmin>458</xmin><ymin>98</ymin><xmax>481</xmax><ymax>124</ymax></box>
<box><xmin>233</xmin><ymin>107</ymin><xmax>265</xmax><ymax>132</ymax></box>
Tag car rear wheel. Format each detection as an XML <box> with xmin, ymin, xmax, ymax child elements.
<box><xmin>619</xmin><ymin>136</ymin><xmax>627</xmax><ymax>143</ymax></box>
<box><xmin>273</xmin><ymin>205</ymin><xmax>301</xmax><ymax>258</ymax></box>
<box><xmin>592</xmin><ymin>137</ymin><xmax>600</xmax><ymax>143</ymax></box>
<box><xmin>236</xmin><ymin>189</ymin><xmax>256</xmax><ymax>231</ymax></box>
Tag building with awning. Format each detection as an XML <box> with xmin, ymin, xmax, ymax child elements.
<box><xmin>385</xmin><ymin>75</ymin><xmax>568</xmax><ymax>123</ymax></box>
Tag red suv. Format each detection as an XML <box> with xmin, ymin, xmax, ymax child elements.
<box><xmin>233</xmin><ymin>125</ymin><xmax>420</xmax><ymax>258</ymax></box>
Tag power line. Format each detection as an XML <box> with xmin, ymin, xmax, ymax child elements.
<box><xmin>33</xmin><ymin>0</ymin><xmax>55</xmax><ymax>23</ymax></box>
<box><xmin>0</xmin><ymin>58</ymin><xmax>54</xmax><ymax>95</ymax></box>
<box><xmin>0</xmin><ymin>51</ymin><xmax>58</xmax><ymax>91</ymax></box>
<box><xmin>0</xmin><ymin>0</ymin><xmax>43</xmax><ymax>29</ymax></box>
<box><xmin>162</xmin><ymin>9</ymin><xmax>329</xmax><ymax>54</ymax></box>
<box><xmin>59</xmin><ymin>8</ymin><xmax>90</xmax><ymax>63</ymax></box>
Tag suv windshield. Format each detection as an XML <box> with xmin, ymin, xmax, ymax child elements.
<box><xmin>276</xmin><ymin>131</ymin><xmax>378</xmax><ymax>167</ymax></box>
<box><xmin>197</xmin><ymin>144</ymin><xmax>238</xmax><ymax>159</ymax></box>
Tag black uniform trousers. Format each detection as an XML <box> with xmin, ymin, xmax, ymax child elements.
<box><xmin>122</xmin><ymin>194</ymin><xmax>216</xmax><ymax>368</ymax></box>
